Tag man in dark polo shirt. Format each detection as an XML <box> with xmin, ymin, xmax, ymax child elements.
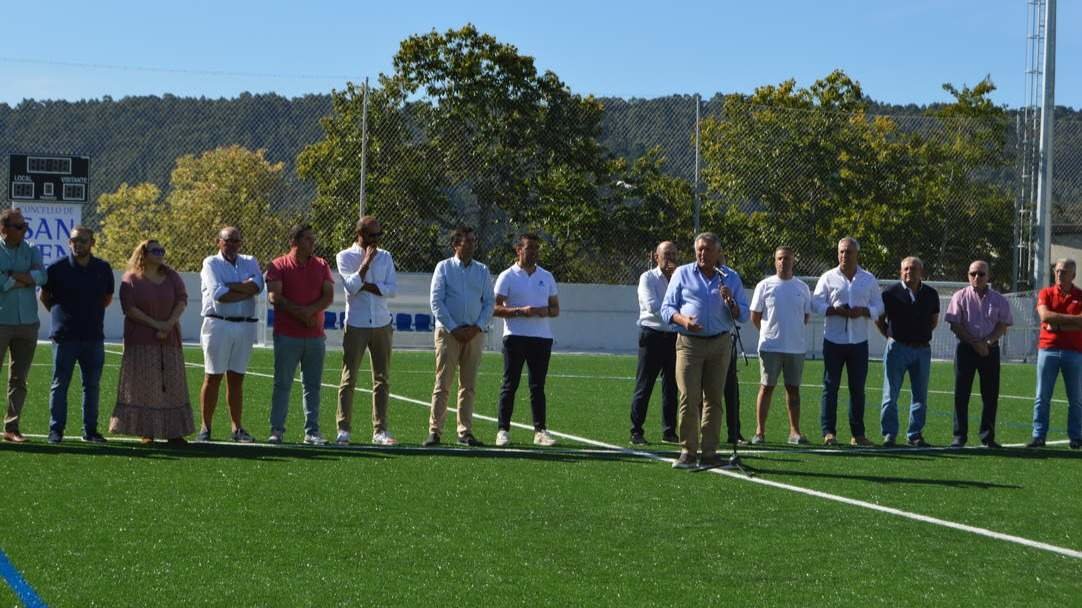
<box><xmin>40</xmin><ymin>226</ymin><xmax>115</xmax><ymax>444</ymax></box>
<box><xmin>875</xmin><ymin>256</ymin><xmax>939</xmax><ymax>447</ymax></box>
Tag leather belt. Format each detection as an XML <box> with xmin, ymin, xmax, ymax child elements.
<box><xmin>206</xmin><ymin>314</ymin><xmax>258</xmax><ymax>323</ymax></box>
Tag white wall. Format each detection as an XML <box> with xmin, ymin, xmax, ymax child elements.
<box><xmin>42</xmin><ymin>272</ymin><xmax>1040</xmax><ymax>361</ymax></box>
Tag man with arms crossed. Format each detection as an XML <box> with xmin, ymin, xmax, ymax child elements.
<box><xmin>628</xmin><ymin>241</ymin><xmax>680</xmax><ymax>446</ymax></box>
<box><xmin>0</xmin><ymin>208</ymin><xmax>43</xmax><ymax>444</ymax></box>
<box><xmin>812</xmin><ymin>237</ymin><xmax>884</xmax><ymax>447</ymax></box>
<box><xmin>41</xmin><ymin>226</ymin><xmax>114</xmax><ymax>444</ymax></box>
<box><xmin>1028</xmin><ymin>258</ymin><xmax>1082</xmax><ymax>449</ymax></box>
<box><xmin>749</xmin><ymin>246</ymin><xmax>811</xmax><ymax>445</ymax></box>
<box><xmin>196</xmin><ymin>226</ymin><xmax>263</xmax><ymax>443</ymax></box>
<box><xmin>875</xmin><ymin>256</ymin><xmax>938</xmax><ymax>448</ymax></box>
<box><xmin>492</xmin><ymin>233</ymin><xmax>560</xmax><ymax>447</ymax></box>
<box><xmin>336</xmin><ymin>216</ymin><xmax>399</xmax><ymax>446</ymax></box>
<box><xmin>661</xmin><ymin>232</ymin><xmax>748</xmax><ymax>468</ymax></box>
<box><xmin>944</xmin><ymin>260</ymin><xmax>1012</xmax><ymax>448</ymax></box>
<box><xmin>424</xmin><ymin>226</ymin><xmax>493</xmax><ymax>447</ymax></box>
<box><xmin>267</xmin><ymin>224</ymin><xmax>335</xmax><ymax>445</ymax></box>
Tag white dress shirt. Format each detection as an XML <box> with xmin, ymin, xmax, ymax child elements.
<box><xmin>812</xmin><ymin>266</ymin><xmax>884</xmax><ymax>345</ymax></box>
<box><xmin>637</xmin><ymin>267</ymin><xmax>675</xmax><ymax>332</ymax></box>
<box><xmin>337</xmin><ymin>244</ymin><xmax>397</xmax><ymax>328</ymax></box>
<box><xmin>200</xmin><ymin>252</ymin><xmax>264</xmax><ymax>318</ymax></box>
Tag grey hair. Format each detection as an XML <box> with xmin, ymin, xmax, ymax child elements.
<box><xmin>694</xmin><ymin>232</ymin><xmax>721</xmax><ymax>248</ymax></box>
<box><xmin>838</xmin><ymin>236</ymin><xmax>860</xmax><ymax>251</ymax></box>
<box><xmin>901</xmin><ymin>256</ymin><xmax>923</xmax><ymax>268</ymax></box>
<box><xmin>1056</xmin><ymin>258</ymin><xmax>1077</xmax><ymax>271</ymax></box>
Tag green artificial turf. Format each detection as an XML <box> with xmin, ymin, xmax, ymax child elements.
<box><xmin>0</xmin><ymin>345</ymin><xmax>1078</xmax><ymax>607</ymax></box>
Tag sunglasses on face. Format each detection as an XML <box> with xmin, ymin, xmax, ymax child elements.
<box><xmin>4</xmin><ymin>223</ymin><xmax>28</xmax><ymax>231</ymax></box>
<box><xmin>147</xmin><ymin>247</ymin><xmax>166</xmax><ymax>256</ymax></box>
<box><xmin>222</xmin><ymin>238</ymin><xmax>242</xmax><ymax>244</ymax></box>
<box><xmin>70</xmin><ymin>237</ymin><xmax>91</xmax><ymax>244</ymax></box>
<box><xmin>365</xmin><ymin>231</ymin><xmax>384</xmax><ymax>238</ymax></box>
<box><xmin>969</xmin><ymin>271</ymin><xmax>986</xmax><ymax>277</ymax></box>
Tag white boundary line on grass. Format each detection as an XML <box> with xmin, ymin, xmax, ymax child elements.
<box><xmin>100</xmin><ymin>349</ymin><xmax>1082</xmax><ymax>560</ymax></box>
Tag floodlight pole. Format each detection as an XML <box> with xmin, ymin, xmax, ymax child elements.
<box><xmin>693</xmin><ymin>94</ymin><xmax>701</xmax><ymax>234</ymax></box>
<box><xmin>1033</xmin><ymin>0</ymin><xmax>1056</xmax><ymax>289</ymax></box>
<box><xmin>359</xmin><ymin>77</ymin><xmax>369</xmax><ymax>218</ymax></box>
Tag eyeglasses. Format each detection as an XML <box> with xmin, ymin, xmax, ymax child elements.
<box><xmin>70</xmin><ymin>237</ymin><xmax>91</xmax><ymax>244</ymax></box>
<box><xmin>222</xmin><ymin>238</ymin><xmax>242</xmax><ymax>244</ymax></box>
<box><xmin>147</xmin><ymin>247</ymin><xmax>166</xmax><ymax>256</ymax></box>
<box><xmin>366</xmin><ymin>231</ymin><xmax>384</xmax><ymax>238</ymax></box>
<box><xmin>3</xmin><ymin>223</ymin><xmax>28</xmax><ymax>231</ymax></box>
<box><xmin>969</xmin><ymin>271</ymin><xmax>986</xmax><ymax>277</ymax></box>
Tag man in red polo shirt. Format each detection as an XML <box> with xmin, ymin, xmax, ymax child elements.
<box><xmin>1029</xmin><ymin>258</ymin><xmax>1082</xmax><ymax>449</ymax></box>
<box><xmin>266</xmin><ymin>224</ymin><xmax>335</xmax><ymax>445</ymax></box>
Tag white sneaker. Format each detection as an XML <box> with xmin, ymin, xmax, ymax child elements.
<box><xmin>372</xmin><ymin>431</ymin><xmax>398</xmax><ymax>446</ymax></box>
<box><xmin>751</xmin><ymin>434</ymin><xmax>766</xmax><ymax>445</ymax></box>
<box><xmin>495</xmin><ymin>430</ymin><xmax>511</xmax><ymax>447</ymax></box>
<box><xmin>267</xmin><ymin>431</ymin><xmax>284</xmax><ymax>444</ymax></box>
<box><xmin>303</xmin><ymin>432</ymin><xmax>327</xmax><ymax>446</ymax></box>
<box><xmin>533</xmin><ymin>430</ymin><xmax>557</xmax><ymax>447</ymax></box>
<box><xmin>787</xmin><ymin>434</ymin><xmax>809</xmax><ymax>445</ymax></box>
<box><xmin>336</xmin><ymin>430</ymin><xmax>351</xmax><ymax>446</ymax></box>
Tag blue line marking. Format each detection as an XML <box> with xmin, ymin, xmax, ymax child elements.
<box><xmin>0</xmin><ymin>549</ymin><xmax>47</xmax><ymax>608</ymax></box>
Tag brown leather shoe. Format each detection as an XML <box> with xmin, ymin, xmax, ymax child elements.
<box><xmin>850</xmin><ymin>435</ymin><xmax>875</xmax><ymax>447</ymax></box>
<box><xmin>2</xmin><ymin>431</ymin><xmax>26</xmax><ymax>443</ymax></box>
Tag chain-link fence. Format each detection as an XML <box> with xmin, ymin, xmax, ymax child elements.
<box><xmin>2</xmin><ymin>86</ymin><xmax>1081</xmax><ymax>289</ymax></box>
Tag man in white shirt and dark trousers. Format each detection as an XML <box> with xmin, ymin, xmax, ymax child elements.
<box><xmin>336</xmin><ymin>216</ymin><xmax>399</xmax><ymax>446</ymax></box>
<box><xmin>812</xmin><ymin>237</ymin><xmax>884</xmax><ymax>447</ymax></box>
<box><xmin>628</xmin><ymin>241</ymin><xmax>680</xmax><ymax>445</ymax></box>
<box><xmin>749</xmin><ymin>246</ymin><xmax>811</xmax><ymax>445</ymax></box>
<box><xmin>493</xmin><ymin>233</ymin><xmax>560</xmax><ymax>447</ymax></box>
<box><xmin>196</xmin><ymin>226</ymin><xmax>263</xmax><ymax>443</ymax></box>
<box><xmin>424</xmin><ymin>226</ymin><xmax>494</xmax><ymax>447</ymax></box>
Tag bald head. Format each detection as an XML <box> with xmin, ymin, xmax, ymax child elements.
<box><xmin>655</xmin><ymin>241</ymin><xmax>678</xmax><ymax>276</ymax></box>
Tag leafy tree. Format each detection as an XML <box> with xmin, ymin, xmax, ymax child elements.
<box><xmin>95</xmin><ymin>182</ymin><xmax>164</xmax><ymax>269</ymax></box>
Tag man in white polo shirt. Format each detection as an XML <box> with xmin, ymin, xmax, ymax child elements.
<box><xmin>749</xmin><ymin>246</ymin><xmax>811</xmax><ymax>445</ymax></box>
<box><xmin>196</xmin><ymin>226</ymin><xmax>263</xmax><ymax>443</ymax></box>
<box><xmin>336</xmin><ymin>215</ymin><xmax>399</xmax><ymax>446</ymax></box>
<box><xmin>493</xmin><ymin>233</ymin><xmax>560</xmax><ymax>447</ymax></box>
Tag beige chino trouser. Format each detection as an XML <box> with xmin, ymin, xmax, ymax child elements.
<box><xmin>337</xmin><ymin>323</ymin><xmax>393</xmax><ymax>434</ymax></box>
<box><xmin>428</xmin><ymin>328</ymin><xmax>485</xmax><ymax>437</ymax></box>
<box><xmin>675</xmin><ymin>332</ymin><xmax>733</xmax><ymax>456</ymax></box>
<box><xmin>1</xmin><ymin>323</ymin><xmax>38</xmax><ymax>433</ymax></box>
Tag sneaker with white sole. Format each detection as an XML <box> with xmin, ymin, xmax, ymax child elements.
<box><xmin>372</xmin><ymin>431</ymin><xmax>398</xmax><ymax>446</ymax></box>
<box><xmin>267</xmin><ymin>431</ymin><xmax>284</xmax><ymax>444</ymax></box>
<box><xmin>751</xmin><ymin>434</ymin><xmax>765</xmax><ymax>445</ymax></box>
<box><xmin>303</xmin><ymin>432</ymin><xmax>327</xmax><ymax>446</ymax></box>
<box><xmin>533</xmin><ymin>430</ymin><xmax>557</xmax><ymax>447</ymax></box>
<box><xmin>194</xmin><ymin>428</ymin><xmax>212</xmax><ymax>443</ymax></box>
<box><xmin>231</xmin><ymin>428</ymin><xmax>254</xmax><ymax>443</ymax></box>
<box><xmin>495</xmin><ymin>430</ymin><xmax>511</xmax><ymax>447</ymax></box>
<box><xmin>336</xmin><ymin>430</ymin><xmax>351</xmax><ymax>446</ymax></box>
<box><xmin>787</xmin><ymin>434</ymin><xmax>809</xmax><ymax>445</ymax></box>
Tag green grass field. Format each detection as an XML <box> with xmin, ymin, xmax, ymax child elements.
<box><xmin>1</xmin><ymin>343</ymin><xmax>1080</xmax><ymax>607</ymax></box>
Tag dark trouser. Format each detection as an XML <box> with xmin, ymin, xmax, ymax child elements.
<box><xmin>498</xmin><ymin>335</ymin><xmax>553</xmax><ymax>432</ymax></box>
<box><xmin>820</xmin><ymin>339</ymin><xmax>869</xmax><ymax>437</ymax></box>
<box><xmin>724</xmin><ymin>351</ymin><xmax>742</xmax><ymax>442</ymax></box>
<box><xmin>629</xmin><ymin>328</ymin><xmax>678</xmax><ymax>436</ymax></box>
<box><xmin>953</xmin><ymin>342</ymin><xmax>1001</xmax><ymax>443</ymax></box>
<box><xmin>49</xmin><ymin>340</ymin><xmax>106</xmax><ymax>435</ymax></box>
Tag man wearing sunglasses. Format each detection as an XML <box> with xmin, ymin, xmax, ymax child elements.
<box><xmin>0</xmin><ymin>208</ymin><xmax>45</xmax><ymax>443</ymax></box>
<box><xmin>336</xmin><ymin>216</ymin><xmax>398</xmax><ymax>446</ymax></box>
<box><xmin>944</xmin><ymin>260</ymin><xmax>1012</xmax><ymax>448</ymax></box>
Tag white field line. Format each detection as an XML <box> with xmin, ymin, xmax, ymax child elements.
<box><xmin>99</xmin><ymin>350</ymin><xmax>1082</xmax><ymax>560</ymax></box>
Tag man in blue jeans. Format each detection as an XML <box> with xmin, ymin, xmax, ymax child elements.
<box><xmin>875</xmin><ymin>257</ymin><xmax>939</xmax><ymax>448</ymax></box>
<box><xmin>812</xmin><ymin>237</ymin><xmax>884</xmax><ymax>447</ymax></box>
<box><xmin>40</xmin><ymin>226</ymin><xmax>114</xmax><ymax>444</ymax></box>
<box><xmin>1029</xmin><ymin>258</ymin><xmax>1082</xmax><ymax>449</ymax></box>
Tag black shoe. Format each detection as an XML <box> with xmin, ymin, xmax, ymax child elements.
<box><xmin>981</xmin><ymin>440</ymin><xmax>1002</xmax><ymax>449</ymax></box>
<box><xmin>950</xmin><ymin>437</ymin><xmax>966</xmax><ymax>448</ymax></box>
<box><xmin>882</xmin><ymin>434</ymin><xmax>897</xmax><ymax>447</ymax></box>
<box><xmin>1070</xmin><ymin>440</ymin><xmax>1082</xmax><ymax>450</ymax></box>
<box><xmin>82</xmin><ymin>432</ymin><xmax>107</xmax><ymax>444</ymax></box>
<box><xmin>1025</xmin><ymin>437</ymin><xmax>1046</xmax><ymax>448</ymax></box>
<box><xmin>729</xmin><ymin>435</ymin><xmax>749</xmax><ymax>447</ymax></box>
<box><xmin>457</xmin><ymin>433</ymin><xmax>483</xmax><ymax>447</ymax></box>
<box><xmin>422</xmin><ymin>432</ymin><xmax>441</xmax><ymax>447</ymax></box>
<box><xmin>47</xmin><ymin>430</ymin><xmax>62</xmax><ymax>444</ymax></box>
<box><xmin>698</xmin><ymin>453</ymin><xmax>724</xmax><ymax>468</ymax></box>
<box><xmin>661</xmin><ymin>431</ymin><xmax>680</xmax><ymax>444</ymax></box>
<box><xmin>629</xmin><ymin>432</ymin><xmax>647</xmax><ymax>446</ymax></box>
<box><xmin>907</xmin><ymin>435</ymin><xmax>931</xmax><ymax>448</ymax></box>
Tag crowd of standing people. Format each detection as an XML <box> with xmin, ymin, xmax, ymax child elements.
<box><xmin>1</xmin><ymin>208</ymin><xmax>1079</xmax><ymax>459</ymax></box>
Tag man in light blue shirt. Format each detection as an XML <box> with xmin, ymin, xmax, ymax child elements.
<box><xmin>0</xmin><ymin>208</ymin><xmax>45</xmax><ymax>443</ymax></box>
<box><xmin>424</xmin><ymin>226</ymin><xmax>494</xmax><ymax>447</ymax></box>
<box><xmin>196</xmin><ymin>226</ymin><xmax>264</xmax><ymax>443</ymax></box>
<box><xmin>660</xmin><ymin>232</ymin><xmax>748</xmax><ymax>468</ymax></box>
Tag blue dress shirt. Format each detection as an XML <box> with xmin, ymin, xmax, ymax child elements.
<box><xmin>430</xmin><ymin>256</ymin><xmax>494</xmax><ymax>331</ymax></box>
<box><xmin>660</xmin><ymin>263</ymin><xmax>749</xmax><ymax>337</ymax></box>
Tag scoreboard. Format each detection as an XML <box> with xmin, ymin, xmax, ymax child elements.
<box><xmin>8</xmin><ymin>154</ymin><xmax>90</xmax><ymax>203</ymax></box>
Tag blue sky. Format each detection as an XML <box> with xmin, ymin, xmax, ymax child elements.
<box><xmin>1</xmin><ymin>0</ymin><xmax>1077</xmax><ymax>108</ymax></box>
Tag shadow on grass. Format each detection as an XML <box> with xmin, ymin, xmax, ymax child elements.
<box><xmin>744</xmin><ymin>464</ymin><xmax>1023</xmax><ymax>489</ymax></box>
<box><xmin>0</xmin><ymin>439</ymin><xmax>649</xmax><ymax>465</ymax></box>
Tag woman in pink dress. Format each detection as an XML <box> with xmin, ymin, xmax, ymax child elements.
<box><xmin>109</xmin><ymin>239</ymin><xmax>194</xmax><ymax>445</ymax></box>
